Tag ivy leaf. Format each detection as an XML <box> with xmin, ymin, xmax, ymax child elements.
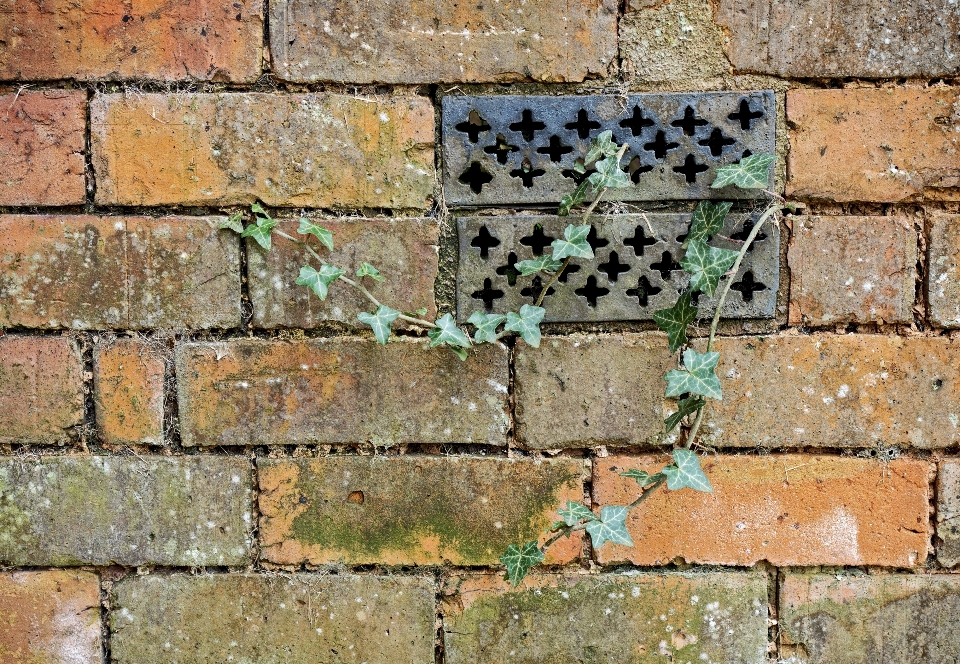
<box><xmin>356</xmin><ymin>262</ymin><xmax>385</xmax><ymax>282</ymax></box>
<box><xmin>551</xmin><ymin>224</ymin><xmax>594</xmax><ymax>261</ymax></box>
<box><xmin>665</xmin><ymin>348</ymin><xmax>722</xmax><ymax>400</ymax></box>
<box><xmin>619</xmin><ymin>469</ymin><xmax>663</xmax><ymax>488</ymax></box>
<box><xmin>220</xmin><ymin>213</ymin><xmax>244</xmax><ymax>234</ymax></box>
<box><xmin>557</xmin><ymin>501</ymin><xmax>598</xmax><ymax>527</ymax></box>
<box><xmin>515</xmin><ymin>255</ymin><xmax>563</xmax><ymax>277</ymax></box>
<box><xmin>357</xmin><ymin>305</ymin><xmax>400</xmax><ymax>345</ymax></box>
<box><xmin>500</xmin><ymin>541</ymin><xmax>544</xmax><ymax>586</ymax></box>
<box><xmin>587</xmin><ymin>155</ymin><xmax>631</xmax><ymax>191</ymax></box>
<box><xmin>652</xmin><ymin>291</ymin><xmax>698</xmax><ymax>353</ymax></box>
<box><xmin>662</xmin><ymin>449</ymin><xmax>713</xmax><ymax>493</ymax></box>
<box><xmin>298</xmin><ymin>218</ymin><xmax>334</xmax><ymax>251</ymax></box>
<box><xmin>712</xmin><ymin>153</ymin><xmax>775</xmax><ymax>190</ymax></box>
<box><xmin>558</xmin><ymin>180</ymin><xmax>591</xmax><ymax>217</ymax></box>
<box><xmin>685</xmin><ymin>201</ymin><xmax>731</xmax><ymax>247</ymax></box>
<box><xmin>681</xmin><ymin>239</ymin><xmax>739</xmax><ymax>297</ymax></box>
<box><xmin>295</xmin><ymin>265</ymin><xmax>345</xmax><ymax>300</ymax></box>
<box><xmin>250</xmin><ymin>202</ymin><xmax>271</xmax><ymax>219</ymax></box>
<box><xmin>584</xmin><ymin>506</ymin><xmax>633</xmax><ymax>548</ymax></box>
<box><xmin>504</xmin><ymin>304</ymin><xmax>545</xmax><ymax>348</ymax></box>
<box><xmin>584</xmin><ymin>130</ymin><xmax>619</xmax><ymax>164</ymax></box>
<box><xmin>241</xmin><ymin>216</ymin><xmax>277</xmax><ymax>250</ymax></box>
<box><xmin>427</xmin><ymin>313</ymin><xmax>472</xmax><ymax>350</ymax></box>
<box><xmin>664</xmin><ymin>395</ymin><xmax>706</xmax><ymax>433</ymax></box>
<box><xmin>467</xmin><ymin>312</ymin><xmax>507</xmax><ymax>344</ymax></box>
<box><xmin>448</xmin><ymin>346</ymin><xmax>470</xmax><ymax>361</ymax></box>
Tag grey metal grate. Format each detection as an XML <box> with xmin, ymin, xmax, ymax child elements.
<box><xmin>456</xmin><ymin>214</ymin><xmax>779</xmax><ymax>323</ymax></box>
<box><xmin>442</xmin><ymin>92</ymin><xmax>776</xmax><ymax>206</ymax></box>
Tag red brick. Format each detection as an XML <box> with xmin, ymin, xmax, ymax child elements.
<box><xmin>928</xmin><ymin>213</ymin><xmax>960</xmax><ymax>328</ymax></box>
<box><xmin>0</xmin><ymin>215</ymin><xmax>240</xmax><ymax>330</ymax></box>
<box><xmin>94</xmin><ymin>339</ymin><xmax>164</xmax><ymax>445</ymax></box>
<box><xmin>786</xmin><ymin>88</ymin><xmax>960</xmax><ymax>202</ymax></box>
<box><xmin>788</xmin><ymin>216</ymin><xmax>917</xmax><ymax>325</ymax></box>
<box><xmin>0</xmin><ymin>335</ymin><xmax>84</xmax><ymax>445</ymax></box>
<box><xmin>0</xmin><ymin>1</ymin><xmax>263</xmax><ymax>82</ymax></box>
<box><xmin>270</xmin><ymin>0</ymin><xmax>617</xmax><ymax>83</ymax></box>
<box><xmin>593</xmin><ymin>454</ymin><xmax>931</xmax><ymax>567</ymax></box>
<box><xmin>91</xmin><ymin>93</ymin><xmax>435</xmax><ymax>208</ymax></box>
<box><xmin>0</xmin><ymin>90</ymin><xmax>85</xmax><ymax>206</ymax></box>
<box><xmin>0</xmin><ymin>571</ymin><xmax>101</xmax><ymax>664</ymax></box>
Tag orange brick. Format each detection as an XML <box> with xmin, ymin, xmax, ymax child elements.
<box><xmin>91</xmin><ymin>93</ymin><xmax>435</xmax><ymax>208</ymax></box>
<box><xmin>0</xmin><ymin>0</ymin><xmax>263</xmax><ymax>82</ymax></box>
<box><xmin>928</xmin><ymin>213</ymin><xmax>960</xmax><ymax>328</ymax></box>
<box><xmin>593</xmin><ymin>454</ymin><xmax>931</xmax><ymax>567</ymax></box>
<box><xmin>0</xmin><ymin>90</ymin><xmax>85</xmax><ymax>206</ymax></box>
<box><xmin>786</xmin><ymin>88</ymin><xmax>960</xmax><ymax>202</ymax></box>
<box><xmin>94</xmin><ymin>339</ymin><xmax>164</xmax><ymax>445</ymax></box>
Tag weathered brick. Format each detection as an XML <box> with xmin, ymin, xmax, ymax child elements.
<box><xmin>443</xmin><ymin>572</ymin><xmax>768</xmax><ymax>664</ymax></box>
<box><xmin>176</xmin><ymin>339</ymin><xmax>510</xmax><ymax>446</ymax></box>
<box><xmin>0</xmin><ymin>571</ymin><xmax>101</xmax><ymax>664</ymax></box>
<box><xmin>0</xmin><ymin>335</ymin><xmax>84</xmax><ymax>445</ymax></box>
<box><xmin>780</xmin><ymin>573</ymin><xmax>960</xmax><ymax>664</ymax></box>
<box><xmin>515</xmin><ymin>334</ymin><xmax>673</xmax><ymax>449</ymax></box>
<box><xmin>0</xmin><ymin>456</ymin><xmax>253</xmax><ymax>566</ymax></box>
<box><xmin>111</xmin><ymin>573</ymin><xmax>435</xmax><ymax>664</ymax></box>
<box><xmin>701</xmin><ymin>334</ymin><xmax>960</xmax><ymax>448</ymax></box>
<box><xmin>248</xmin><ymin>218</ymin><xmax>438</xmax><ymax>329</ymax></box>
<box><xmin>259</xmin><ymin>456</ymin><xmax>582</xmax><ymax>566</ymax></box>
<box><xmin>593</xmin><ymin>455</ymin><xmax>930</xmax><ymax>567</ymax></box>
<box><xmin>92</xmin><ymin>93</ymin><xmax>435</xmax><ymax>208</ymax></box>
<box><xmin>928</xmin><ymin>214</ymin><xmax>960</xmax><ymax>328</ymax></box>
<box><xmin>0</xmin><ymin>215</ymin><xmax>241</xmax><ymax>330</ymax></box>
<box><xmin>786</xmin><ymin>88</ymin><xmax>960</xmax><ymax>203</ymax></box>
<box><xmin>269</xmin><ymin>0</ymin><xmax>616</xmax><ymax>83</ymax></box>
<box><xmin>0</xmin><ymin>90</ymin><xmax>85</xmax><ymax>206</ymax></box>
<box><xmin>94</xmin><ymin>339</ymin><xmax>165</xmax><ymax>445</ymax></box>
<box><xmin>0</xmin><ymin>0</ymin><xmax>263</xmax><ymax>82</ymax></box>
<box><xmin>788</xmin><ymin>216</ymin><xmax>917</xmax><ymax>325</ymax></box>
<box><xmin>937</xmin><ymin>460</ymin><xmax>960</xmax><ymax>567</ymax></box>
<box><xmin>718</xmin><ymin>0</ymin><xmax>960</xmax><ymax>78</ymax></box>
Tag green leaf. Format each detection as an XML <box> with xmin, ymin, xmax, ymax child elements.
<box><xmin>686</xmin><ymin>201</ymin><xmax>731</xmax><ymax>246</ymax></box>
<box><xmin>558</xmin><ymin>180</ymin><xmax>591</xmax><ymax>217</ymax></box>
<box><xmin>427</xmin><ymin>313</ymin><xmax>472</xmax><ymax>349</ymax></box>
<box><xmin>448</xmin><ymin>346</ymin><xmax>469</xmax><ymax>361</ymax></box>
<box><xmin>584</xmin><ymin>506</ymin><xmax>633</xmax><ymax>548</ymax></box>
<box><xmin>357</xmin><ymin>305</ymin><xmax>400</xmax><ymax>345</ymax></box>
<box><xmin>415</xmin><ymin>307</ymin><xmax>428</xmax><ymax>317</ymax></box>
<box><xmin>681</xmin><ymin>239</ymin><xmax>739</xmax><ymax>297</ymax></box>
<box><xmin>241</xmin><ymin>217</ymin><xmax>277</xmax><ymax>250</ymax></box>
<box><xmin>500</xmin><ymin>541</ymin><xmax>544</xmax><ymax>586</ymax></box>
<box><xmin>220</xmin><ymin>213</ymin><xmax>244</xmax><ymax>234</ymax></box>
<box><xmin>584</xmin><ymin>130</ymin><xmax>618</xmax><ymax>164</ymax></box>
<box><xmin>619</xmin><ymin>469</ymin><xmax>664</xmax><ymax>488</ymax></box>
<box><xmin>557</xmin><ymin>501</ymin><xmax>598</xmax><ymax>527</ymax></box>
<box><xmin>662</xmin><ymin>449</ymin><xmax>713</xmax><ymax>493</ymax></box>
<box><xmin>467</xmin><ymin>312</ymin><xmax>507</xmax><ymax>344</ymax></box>
<box><xmin>652</xmin><ymin>291</ymin><xmax>698</xmax><ymax>353</ymax></box>
<box><xmin>515</xmin><ymin>255</ymin><xmax>563</xmax><ymax>277</ymax></box>
<box><xmin>250</xmin><ymin>202</ymin><xmax>271</xmax><ymax>219</ymax></box>
<box><xmin>587</xmin><ymin>155</ymin><xmax>631</xmax><ymax>190</ymax></box>
<box><xmin>356</xmin><ymin>262</ymin><xmax>385</xmax><ymax>282</ymax></box>
<box><xmin>712</xmin><ymin>153</ymin><xmax>775</xmax><ymax>190</ymax></box>
<box><xmin>664</xmin><ymin>395</ymin><xmax>706</xmax><ymax>433</ymax></box>
<box><xmin>504</xmin><ymin>304</ymin><xmax>545</xmax><ymax>348</ymax></box>
<box><xmin>551</xmin><ymin>224</ymin><xmax>594</xmax><ymax>261</ymax></box>
<box><xmin>295</xmin><ymin>264</ymin><xmax>345</xmax><ymax>300</ymax></box>
<box><xmin>665</xmin><ymin>348</ymin><xmax>722</xmax><ymax>400</ymax></box>
<box><xmin>297</xmin><ymin>217</ymin><xmax>334</xmax><ymax>251</ymax></box>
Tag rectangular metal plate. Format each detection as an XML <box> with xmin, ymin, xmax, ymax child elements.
<box><xmin>442</xmin><ymin>91</ymin><xmax>776</xmax><ymax>206</ymax></box>
<box><xmin>456</xmin><ymin>214</ymin><xmax>779</xmax><ymax>323</ymax></box>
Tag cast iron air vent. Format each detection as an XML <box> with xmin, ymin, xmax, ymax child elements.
<box><xmin>442</xmin><ymin>92</ymin><xmax>776</xmax><ymax>206</ymax></box>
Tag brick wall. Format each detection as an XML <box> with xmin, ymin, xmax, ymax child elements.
<box><xmin>1</xmin><ymin>1</ymin><xmax>959</xmax><ymax>662</ymax></box>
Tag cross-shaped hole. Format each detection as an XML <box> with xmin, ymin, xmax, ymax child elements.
<box><xmin>470</xmin><ymin>225</ymin><xmax>500</xmax><ymax>259</ymax></box>
<box><xmin>650</xmin><ymin>250</ymin><xmax>682</xmax><ymax>280</ymax></box>
<box><xmin>698</xmin><ymin>127</ymin><xmax>736</xmax><ymax>157</ymax></box>
<box><xmin>509</xmin><ymin>109</ymin><xmax>546</xmax><ymax>142</ymax></box>
<box><xmin>731</xmin><ymin>221</ymin><xmax>768</xmax><ymax>252</ymax></box>
<box><xmin>575</xmin><ymin>275</ymin><xmax>610</xmax><ymax>307</ymax></box>
<box><xmin>643</xmin><ymin>130</ymin><xmax>680</xmax><ymax>159</ymax></box>
<box><xmin>619</xmin><ymin>105</ymin><xmax>655</xmax><ymax>137</ymax></box>
<box><xmin>496</xmin><ymin>251</ymin><xmax>520</xmax><ymax>286</ymax></box>
<box><xmin>459</xmin><ymin>161</ymin><xmax>493</xmax><ymax>194</ymax></box>
<box><xmin>471</xmin><ymin>277</ymin><xmax>504</xmax><ymax>311</ymax></box>
<box><xmin>565</xmin><ymin>108</ymin><xmax>601</xmax><ymax>140</ymax></box>
<box><xmin>598</xmin><ymin>251</ymin><xmax>631</xmax><ymax>283</ymax></box>
<box><xmin>626</xmin><ymin>275</ymin><xmax>662</xmax><ymax>306</ymax></box>
<box><xmin>561</xmin><ymin>158</ymin><xmax>594</xmax><ymax>184</ymax></box>
<box><xmin>557</xmin><ymin>263</ymin><xmax>581</xmax><ymax>283</ymax></box>
<box><xmin>627</xmin><ymin>155</ymin><xmax>653</xmax><ymax>183</ymax></box>
<box><xmin>455</xmin><ymin>109</ymin><xmax>491</xmax><ymax>143</ymax></box>
<box><xmin>536</xmin><ymin>135</ymin><xmax>574</xmax><ymax>162</ymax></box>
<box><xmin>670</xmin><ymin>106</ymin><xmax>709</xmax><ymax>136</ymax></box>
<box><xmin>673</xmin><ymin>154</ymin><xmax>709</xmax><ymax>183</ymax></box>
<box><xmin>519</xmin><ymin>226</ymin><xmax>555</xmax><ymax>256</ymax></box>
<box><xmin>520</xmin><ymin>275</ymin><xmax>555</xmax><ymax>303</ymax></box>
<box><xmin>624</xmin><ymin>225</ymin><xmax>657</xmax><ymax>257</ymax></box>
<box><xmin>483</xmin><ymin>133</ymin><xmax>519</xmax><ymax>164</ymax></box>
<box><xmin>730</xmin><ymin>270</ymin><xmax>767</xmax><ymax>302</ymax></box>
<box><xmin>587</xmin><ymin>225</ymin><xmax>609</xmax><ymax>252</ymax></box>
<box><xmin>729</xmin><ymin>99</ymin><xmax>764</xmax><ymax>130</ymax></box>
<box><xmin>510</xmin><ymin>158</ymin><xmax>546</xmax><ymax>188</ymax></box>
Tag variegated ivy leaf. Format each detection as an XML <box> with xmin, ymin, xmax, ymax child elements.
<box><xmin>557</xmin><ymin>500</ymin><xmax>598</xmax><ymax>527</ymax></box>
<box><xmin>515</xmin><ymin>255</ymin><xmax>563</xmax><ymax>277</ymax></box>
<box><xmin>250</xmin><ymin>202</ymin><xmax>271</xmax><ymax>219</ymax></box>
<box><xmin>558</xmin><ymin>180</ymin><xmax>591</xmax><ymax>217</ymax></box>
<box><xmin>712</xmin><ymin>153</ymin><xmax>775</xmax><ymax>190</ymax></box>
<box><xmin>662</xmin><ymin>449</ymin><xmax>713</xmax><ymax>493</ymax></box>
<box><xmin>619</xmin><ymin>469</ymin><xmax>663</xmax><ymax>488</ymax></box>
<box><xmin>241</xmin><ymin>215</ymin><xmax>277</xmax><ymax>250</ymax></box>
<box><xmin>653</xmin><ymin>291</ymin><xmax>698</xmax><ymax>353</ymax></box>
<box><xmin>296</xmin><ymin>264</ymin><xmax>344</xmax><ymax>300</ymax></box>
<box><xmin>665</xmin><ymin>348</ymin><xmax>722</xmax><ymax>400</ymax></box>
<box><xmin>584</xmin><ymin>506</ymin><xmax>633</xmax><ymax>548</ymax></box>
<box><xmin>467</xmin><ymin>312</ymin><xmax>507</xmax><ymax>344</ymax></box>
<box><xmin>551</xmin><ymin>224</ymin><xmax>594</xmax><ymax>261</ymax></box>
<box><xmin>583</xmin><ymin>130</ymin><xmax>619</xmax><ymax>164</ymax></box>
<box><xmin>505</xmin><ymin>304</ymin><xmax>545</xmax><ymax>348</ymax></box>
<box><xmin>681</xmin><ymin>239</ymin><xmax>739</xmax><ymax>297</ymax></box>
<box><xmin>297</xmin><ymin>217</ymin><xmax>334</xmax><ymax>251</ymax></box>
<box><xmin>220</xmin><ymin>213</ymin><xmax>244</xmax><ymax>234</ymax></box>
<box><xmin>500</xmin><ymin>541</ymin><xmax>544</xmax><ymax>586</ymax></box>
<box><xmin>427</xmin><ymin>313</ymin><xmax>472</xmax><ymax>352</ymax></box>
<box><xmin>356</xmin><ymin>262</ymin><xmax>385</xmax><ymax>282</ymax></box>
<box><xmin>664</xmin><ymin>395</ymin><xmax>706</xmax><ymax>433</ymax></box>
<box><xmin>587</xmin><ymin>155</ymin><xmax>631</xmax><ymax>191</ymax></box>
<box><xmin>357</xmin><ymin>305</ymin><xmax>400</xmax><ymax>345</ymax></box>
<box><xmin>685</xmin><ymin>201</ymin><xmax>732</xmax><ymax>247</ymax></box>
